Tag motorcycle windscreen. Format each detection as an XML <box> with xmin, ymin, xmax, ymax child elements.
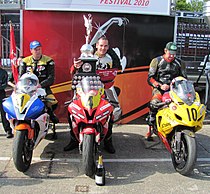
<box><xmin>17</xmin><ymin>73</ymin><xmax>39</xmax><ymax>95</ymax></box>
<box><xmin>25</xmin><ymin>98</ymin><xmax>45</xmax><ymax>119</ymax></box>
<box><xmin>2</xmin><ymin>96</ymin><xmax>16</xmax><ymax>119</ymax></box>
<box><xmin>172</xmin><ymin>80</ymin><xmax>196</xmax><ymax>105</ymax></box>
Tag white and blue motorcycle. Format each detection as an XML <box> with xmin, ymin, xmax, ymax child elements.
<box><xmin>3</xmin><ymin>72</ymin><xmax>54</xmax><ymax>172</ymax></box>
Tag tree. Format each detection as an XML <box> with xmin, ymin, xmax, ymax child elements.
<box><xmin>175</xmin><ymin>0</ymin><xmax>204</xmax><ymax>12</ymax></box>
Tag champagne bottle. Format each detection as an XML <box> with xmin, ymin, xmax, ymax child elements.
<box><xmin>95</xmin><ymin>155</ymin><xmax>105</xmax><ymax>186</ymax></box>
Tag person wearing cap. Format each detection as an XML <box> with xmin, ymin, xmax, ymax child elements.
<box><xmin>19</xmin><ymin>40</ymin><xmax>59</xmax><ymax>124</ymax></box>
<box><xmin>146</xmin><ymin>42</ymin><xmax>187</xmax><ymax>131</ymax></box>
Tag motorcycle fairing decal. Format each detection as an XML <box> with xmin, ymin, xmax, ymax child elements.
<box><xmin>72</xmin><ymin>112</ymin><xmax>82</xmax><ymax>120</ymax></box>
<box><xmin>100</xmin><ymin>103</ymin><xmax>111</xmax><ymax>111</ymax></box>
<box><xmin>82</xmin><ymin>127</ymin><xmax>95</xmax><ymax>134</ymax></box>
<box><xmin>95</xmin><ymin>99</ymin><xmax>113</xmax><ymax>123</ymax></box>
<box><xmin>99</xmin><ymin>111</ymin><xmax>111</xmax><ymax>122</ymax></box>
<box><xmin>71</xmin><ymin>109</ymin><xmax>85</xmax><ymax>120</ymax></box>
<box><xmin>69</xmin><ymin>101</ymin><xmax>87</xmax><ymax>122</ymax></box>
<box><xmin>78</xmin><ymin>113</ymin><xmax>85</xmax><ymax>119</ymax></box>
<box><xmin>80</xmin><ymin>91</ymin><xmax>102</xmax><ymax>109</ymax></box>
<box><xmin>95</xmin><ymin>110</ymin><xmax>110</xmax><ymax>120</ymax></box>
<box><xmin>71</xmin><ymin>102</ymin><xmax>82</xmax><ymax>111</ymax></box>
<box><xmin>199</xmin><ymin>104</ymin><xmax>206</xmax><ymax>116</ymax></box>
<box><xmin>16</xmin><ymin>93</ymin><xmax>31</xmax><ymax>113</ymax></box>
<box><xmin>161</xmin><ymin>122</ymin><xmax>171</xmax><ymax>129</ymax></box>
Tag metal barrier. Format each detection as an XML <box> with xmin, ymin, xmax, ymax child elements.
<box><xmin>0</xmin><ymin>0</ymin><xmax>21</xmax><ymax>4</ymax></box>
<box><xmin>1</xmin><ymin>35</ymin><xmax>20</xmax><ymax>67</ymax></box>
<box><xmin>0</xmin><ymin>0</ymin><xmax>23</xmax><ymax>9</ymax></box>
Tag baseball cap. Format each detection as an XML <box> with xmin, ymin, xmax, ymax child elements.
<box><xmin>165</xmin><ymin>42</ymin><xmax>177</xmax><ymax>54</ymax></box>
<box><xmin>30</xmin><ymin>40</ymin><xmax>41</xmax><ymax>49</ymax></box>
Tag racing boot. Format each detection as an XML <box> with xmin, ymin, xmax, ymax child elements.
<box><xmin>145</xmin><ymin>111</ymin><xmax>156</xmax><ymax>141</ymax></box>
<box><xmin>104</xmin><ymin>136</ymin><xmax>115</xmax><ymax>154</ymax></box>
<box><xmin>6</xmin><ymin>130</ymin><xmax>14</xmax><ymax>138</ymax></box>
<box><xmin>48</xmin><ymin>108</ymin><xmax>59</xmax><ymax>124</ymax></box>
<box><xmin>63</xmin><ymin>130</ymin><xmax>79</xmax><ymax>151</ymax></box>
<box><xmin>146</xmin><ymin>111</ymin><xmax>156</xmax><ymax>126</ymax></box>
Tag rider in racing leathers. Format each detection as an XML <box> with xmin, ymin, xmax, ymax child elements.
<box><xmin>146</xmin><ymin>42</ymin><xmax>187</xmax><ymax>131</ymax></box>
<box><xmin>19</xmin><ymin>40</ymin><xmax>59</xmax><ymax>124</ymax></box>
<box><xmin>64</xmin><ymin>36</ymin><xmax>121</xmax><ymax>153</ymax></box>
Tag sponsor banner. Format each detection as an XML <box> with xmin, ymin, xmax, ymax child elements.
<box><xmin>25</xmin><ymin>0</ymin><xmax>171</xmax><ymax>16</ymax></box>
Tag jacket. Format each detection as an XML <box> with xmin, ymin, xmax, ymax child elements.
<box><xmin>148</xmin><ymin>56</ymin><xmax>187</xmax><ymax>89</ymax></box>
<box><xmin>19</xmin><ymin>55</ymin><xmax>55</xmax><ymax>94</ymax></box>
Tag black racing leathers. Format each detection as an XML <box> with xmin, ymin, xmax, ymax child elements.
<box><xmin>0</xmin><ymin>68</ymin><xmax>13</xmax><ymax>133</ymax></box>
<box><xmin>19</xmin><ymin>55</ymin><xmax>55</xmax><ymax>95</ymax></box>
<box><xmin>148</xmin><ymin>56</ymin><xmax>187</xmax><ymax>89</ymax></box>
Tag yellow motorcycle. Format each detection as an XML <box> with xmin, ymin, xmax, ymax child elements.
<box><xmin>146</xmin><ymin>77</ymin><xmax>206</xmax><ymax>175</ymax></box>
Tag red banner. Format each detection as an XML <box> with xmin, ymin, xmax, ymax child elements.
<box><xmin>9</xmin><ymin>21</ymin><xmax>18</xmax><ymax>83</ymax></box>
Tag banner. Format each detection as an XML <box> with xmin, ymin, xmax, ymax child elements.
<box><xmin>25</xmin><ymin>0</ymin><xmax>171</xmax><ymax>16</ymax></box>
<box><xmin>9</xmin><ymin>21</ymin><xmax>18</xmax><ymax>83</ymax></box>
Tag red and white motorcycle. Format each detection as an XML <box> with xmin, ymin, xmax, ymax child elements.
<box><xmin>68</xmin><ymin>58</ymin><xmax>117</xmax><ymax>177</ymax></box>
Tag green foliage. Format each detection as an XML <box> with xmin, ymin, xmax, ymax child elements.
<box><xmin>175</xmin><ymin>0</ymin><xmax>204</xmax><ymax>12</ymax></box>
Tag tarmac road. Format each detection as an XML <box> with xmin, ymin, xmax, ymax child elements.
<box><xmin>0</xmin><ymin>123</ymin><xmax>210</xmax><ymax>194</ymax></box>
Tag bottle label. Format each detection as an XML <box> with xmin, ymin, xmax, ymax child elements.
<box><xmin>95</xmin><ymin>175</ymin><xmax>103</xmax><ymax>184</ymax></box>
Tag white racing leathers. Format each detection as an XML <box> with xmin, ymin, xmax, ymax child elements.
<box><xmin>105</xmin><ymin>86</ymin><xmax>122</xmax><ymax>122</ymax></box>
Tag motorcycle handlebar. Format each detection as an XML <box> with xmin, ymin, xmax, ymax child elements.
<box><xmin>151</xmin><ymin>100</ymin><xmax>171</xmax><ymax>109</ymax></box>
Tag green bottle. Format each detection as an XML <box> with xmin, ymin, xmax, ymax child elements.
<box><xmin>95</xmin><ymin>155</ymin><xmax>105</xmax><ymax>186</ymax></box>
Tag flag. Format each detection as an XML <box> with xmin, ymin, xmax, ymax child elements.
<box><xmin>9</xmin><ymin>21</ymin><xmax>18</xmax><ymax>83</ymax></box>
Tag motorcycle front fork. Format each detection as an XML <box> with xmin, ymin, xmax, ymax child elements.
<box><xmin>78</xmin><ymin>134</ymin><xmax>102</xmax><ymax>155</ymax></box>
<box><xmin>171</xmin><ymin>131</ymin><xmax>182</xmax><ymax>154</ymax></box>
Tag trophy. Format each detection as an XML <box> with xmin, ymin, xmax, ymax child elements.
<box><xmin>80</xmin><ymin>14</ymin><xmax>95</xmax><ymax>59</ymax></box>
<box><xmin>77</xmin><ymin>14</ymin><xmax>98</xmax><ymax>74</ymax></box>
<box><xmin>72</xmin><ymin>15</ymin><xmax>99</xmax><ymax>90</ymax></box>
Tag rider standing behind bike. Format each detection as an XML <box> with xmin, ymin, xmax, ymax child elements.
<box><xmin>19</xmin><ymin>40</ymin><xmax>59</xmax><ymax>124</ymax></box>
<box><xmin>146</xmin><ymin>42</ymin><xmax>187</xmax><ymax>128</ymax></box>
<box><xmin>64</xmin><ymin>36</ymin><xmax>122</xmax><ymax>153</ymax></box>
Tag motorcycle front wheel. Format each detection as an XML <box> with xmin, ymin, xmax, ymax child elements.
<box><xmin>13</xmin><ymin>130</ymin><xmax>33</xmax><ymax>172</ymax></box>
<box><xmin>171</xmin><ymin>133</ymin><xmax>197</xmax><ymax>176</ymax></box>
<box><xmin>82</xmin><ymin>133</ymin><xmax>96</xmax><ymax>177</ymax></box>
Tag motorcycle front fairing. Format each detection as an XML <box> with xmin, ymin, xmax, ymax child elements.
<box><xmin>3</xmin><ymin>90</ymin><xmax>45</xmax><ymax>121</ymax></box>
<box><xmin>2</xmin><ymin>74</ymin><xmax>47</xmax><ymax>136</ymax></box>
<box><xmin>68</xmin><ymin>77</ymin><xmax>113</xmax><ymax>142</ymax></box>
<box><xmin>157</xmin><ymin>79</ymin><xmax>206</xmax><ymax>137</ymax></box>
<box><xmin>2</xmin><ymin>96</ymin><xmax>16</xmax><ymax>119</ymax></box>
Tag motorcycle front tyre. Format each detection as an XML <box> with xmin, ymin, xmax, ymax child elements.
<box><xmin>82</xmin><ymin>133</ymin><xmax>96</xmax><ymax>177</ymax></box>
<box><xmin>171</xmin><ymin>133</ymin><xmax>197</xmax><ymax>176</ymax></box>
<box><xmin>13</xmin><ymin>130</ymin><xmax>33</xmax><ymax>172</ymax></box>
